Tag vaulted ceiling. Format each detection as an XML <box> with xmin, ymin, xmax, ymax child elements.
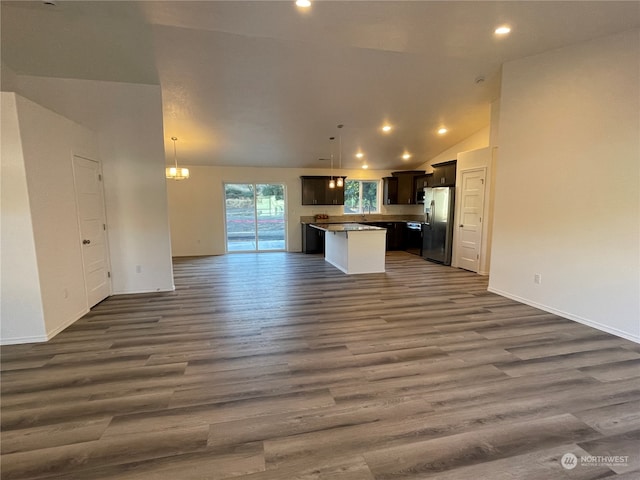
<box><xmin>2</xmin><ymin>1</ymin><xmax>639</xmax><ymax>170</ymax></box>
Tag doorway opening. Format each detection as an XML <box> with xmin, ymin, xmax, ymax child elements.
<box><xmin>224</xmin><ymin>183</ymin><xmax>287</xmax><ymax>252</ymax></box>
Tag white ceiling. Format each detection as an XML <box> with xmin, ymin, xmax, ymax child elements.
<box><xmin>2</xmin><ymin>1</ymin><xmax>639</xmax><ymax>170</ymax></box>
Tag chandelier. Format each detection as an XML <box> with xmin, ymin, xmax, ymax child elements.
<box><xmin>166</xmin><ymin>136</ymin><xmax>189</xmax><ymax>180</ymax></box>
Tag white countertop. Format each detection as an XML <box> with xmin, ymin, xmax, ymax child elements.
<box><xmin>311</xmin><ymin>223</ymin><xmax>386</xmax><ymax>232</ymax></box>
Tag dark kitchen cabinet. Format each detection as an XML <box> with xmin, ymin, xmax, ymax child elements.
<box><xmin>414</xmin><ymin>174</ymin><xmax>432</xmax><ymax>204</ymax></box>
<box><xmin>372</xmin><ymin>222</ymin><xmax>405</xmax><ymax>250</ymax></box>
<box><xmin>384</xmin><ymin>171</ymin><xmax>425</xmax><ymax>204</ymax></box>
<box><xmin>326</xmin><ymin>180</ymin><xmax>345</xmax><ymax>205</ymax></box>
<box><xmin>302</xmin><ymin>224</ymin><xmax>325</xmax><ymax>253</ymax></box>
<box><xmin>382</xmin><ymin>177</ymin><xmax>398</xmax><ymax>205</ymax></box>
<box><xmin>428</xmin><ymin>161</ymin><xmax>456</xmax><ymax>187</ymax></box>
<box><xmin>301</xmin><ymin>177</ymin><xmax>326</xmax><ymax>205</ymax></box>
<box><xmin>301</xmin><ymin>176</ymin><xmax>346</xmax><ymax>205</ymax></box>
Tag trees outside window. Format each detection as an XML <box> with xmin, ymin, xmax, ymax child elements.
<box><xmin>344</xmin><ymin>180</ymin><xmax>379</xmax><ymax>214</ymax></box>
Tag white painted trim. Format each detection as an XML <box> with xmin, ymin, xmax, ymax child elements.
<box><xmin>488</xmin><ymin>287</ymin><xmax>640</xmax><ymax>344</ymax></box>
<box><xmin>1</xmin><ymin>334</ymin><xmax>49</xmax><ymax>346</ymax></box>
<box><xmin>45</xmin><ymin>306</ymin><xmax>89</xmax><ymax>340</ymax></box>
<box><xmin>2</xmin><ymin>306</ymin><xmax>90</xmax><ymax>344</ymax></box>
<box><xmin>111</xmin><ymin>286</ymin><xmax>175</xmax><ymax>295</ymax></box>
<box><xmin>453</xmin><ymin>166</ymin><xmax>487</xmax><ymax>272</ymax></box>
<box><xmin>72</xmin><ymin>154</ymin><xmax>113</xmax><ymax>308</ymax></box>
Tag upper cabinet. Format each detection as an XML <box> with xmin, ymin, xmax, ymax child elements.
<box><xmin>414</xmin><ymin>174</ymin><xmax>433</xmax><ymax>204</ymax></box>
<box><xmin>383</xmin><ymin>170</ymin><xmax>425</xmax><ymax>205</ymax></box>
<box><xmin>382</xmin><ymin>177</ymin><xmax>398</xmax><ymax>205</ymax></box>
<box><xmin>428</xmin><ymin>160</ymin><xmax>456</xmax><ymax>187</ymax></box>
<box><xmin>301</xmin><ymin>176</ymin><xmax>346</xmax><ymax>205</ymax></box>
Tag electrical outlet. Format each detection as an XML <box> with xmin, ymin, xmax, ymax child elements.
<box><xmin>136</xmin><ymin>265</ymin><xmax>142</xmax><ymax>274</ymax></box>
<box><xmin>534</xmin><ymin>273</ymin><xmax>542</xmax><ymax>284</ymax></box>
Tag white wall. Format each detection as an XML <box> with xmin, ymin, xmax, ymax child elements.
<box><xmin>0</xmin><ymin>93</ymin><xmax>46</xmax><ymax>343</ymax></box>
<box><xmin>93</xmin><ymin>83</ymin><xmax>174</xmax><ymax>294</ymax></box>
<box><xmin>484</xmin><ymin>99</ymin><xmax>501</xmax><ymax>275</ymax></box>
<box><xmin>489</xmin><ymin>29</ymin><xmax>640</xmax><ymax>342</ymax></box>
<box><xmin>167</xmin><ymin>166</ymin><xmax>422</xmax><ymax>256</ymax></box>
<box><xmin>0</xmin><ymin>62</ymin><xmax>20</xmax><ymax>92</ymax></box>
<box><xmin>418</xmin><ymin>127</ymin><xmax>490</xmax><ymax>172</ymax></box>
<box><xmin>16</xmin><ymin>95</ymin><xmax>100</xmax><ymax>338</ymax></box>
<box><xmin>6</xmin><ymin>75</ymin><xmax>174</xmax><ymax>294</ymax></box>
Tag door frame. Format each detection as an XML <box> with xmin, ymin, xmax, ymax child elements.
<box><xmin>72</xmin><ymin>154</ymin><xmax>112</xmax><ymax>309</ymax></box>
<box><xmin>222</xmin><ymin>182</ymin><xmax>288</xmax><ymax>253</ymax></box>
<box><xmin>452</xmin><ymin>166</ymin><xmax>486</xmax><ymax>272</ymax></box>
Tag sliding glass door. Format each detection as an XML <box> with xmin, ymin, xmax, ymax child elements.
<box><xmin>224</xmin><ymin>183</ymin><xmax>286</xmax><ymax>252</ymax></box>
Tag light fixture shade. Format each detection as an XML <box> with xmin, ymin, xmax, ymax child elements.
<box><xmin>166</xmin><ymin>136</ymin><xmax>190</xmax><ymax>180</ymax></box>
<box><xmin>166</xmin><ymin>166</ymin><xmax>190</xmax><ymax>180</ymax></box>
<box><xmin>329</xmin><ymin>178</ymin><xmax>336</xmax><ymax>189</ymax></box>
<box><xmin>336</xmin><ymin>177</ymin><xmax>344</xmax><ymax>187</ymax></box>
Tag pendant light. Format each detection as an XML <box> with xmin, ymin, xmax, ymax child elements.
<box><xmin>166</xmin><ymin>136</ymin><xmax>189</xmax><ymax>180</ymax></box>
<box><xmin>336</xmin><ymin>124</ymin><xmax>344</xmax><ymax>187</ymax></box>
<box><xmin>328</xmin><ymin>136</ymin><xmax>336</xmax><ymax>189</ymax></box>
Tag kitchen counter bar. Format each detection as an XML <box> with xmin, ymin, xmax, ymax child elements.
<box><xmin>301</xmin><ymin>219</ymin><xmax>424</xmax><ymax>225</ymax></box>
<box><xmin>311</xmin><ymin>223</ymin><xmax>386</xmax><ymax>274</ymax></box>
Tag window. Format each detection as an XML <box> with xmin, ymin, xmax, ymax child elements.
<box><xmin>224</xmin><ymin>183</ymin><xmax>286</xmax><ymax>252</ymax></box>
<box><xmin>344</xmin><ymin>180</ymin><xmax>379</xmax><ymax>214</ymax></box>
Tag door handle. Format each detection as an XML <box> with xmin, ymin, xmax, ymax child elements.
<box><xmin>459</xmin><ymin>224</ymin><xmax>464</xmax><ymax>228</ymax></box>
<box><xmin>83</xmin><ymin>239</ymin><xmax>91</xmax><ymax>245</ymax></box>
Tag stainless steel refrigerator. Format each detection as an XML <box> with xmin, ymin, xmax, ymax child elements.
<box><xmin>423</xmin><ymin>187</ymin><xmax>455</xmax><ymax>265</ymax></box>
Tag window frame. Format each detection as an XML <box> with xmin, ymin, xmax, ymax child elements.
<box><xmin>343</xmin><ymin>179</ymin><xmax>381</xmax><ymax>215</ymax></box>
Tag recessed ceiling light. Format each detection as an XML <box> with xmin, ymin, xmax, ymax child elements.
<box><xmin>438</xmin><ymin>127</ymin><xmax>448</xmax><ymax>135</ymax></box>
<box><xmin>296</xmin><ymin>0</ymin><xmax>311</xmax><ymax>7</ymax></box>
<box><xmin>495</xmin><ymin>25</ymin><xmax>511</xmax><ymax>35</ymax></box>
<box><xmin>356</xmin><ymin>152</ymin><xmax>364</xmax><ymax>159</ymax></box>
<box><xmin>402</xmin><ymin>153</ymin><xmax>411</xmax><ymax>160</ymax></box>
<box><xmin>362</xmin><ymin>164</ymin><xmax>369</xmax><ymax>169</ymax></box>
<box><xmin>382</xmin><ymin>124</ymin><xmax>392</xmax><ymax>133</ymax></box>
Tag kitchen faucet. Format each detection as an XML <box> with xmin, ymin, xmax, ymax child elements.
<box><xmin>361</xmin><ymin>204</ymin><xmax>372</xmax><ymax>221</ymax></box>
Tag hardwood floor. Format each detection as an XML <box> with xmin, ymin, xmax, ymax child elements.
<box><xmin>1</xmin><ymin>252</ymin><xmax>639</xmax><ymax>479</ymax></box>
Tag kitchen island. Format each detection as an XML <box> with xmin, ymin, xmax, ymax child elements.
<box><xmin>310</xmin><ymin>223</ymin><xmax>386</xmax><ymax>274</ymax></box>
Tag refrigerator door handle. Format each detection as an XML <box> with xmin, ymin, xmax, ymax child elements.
<box><xmin>429</xmin><ymin>200</ymin><xmax>435</xmax><ymax>228</ymax></box>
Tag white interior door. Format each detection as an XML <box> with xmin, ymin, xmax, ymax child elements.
<box><xmin>73</xmin><ymin>156</ymin><xmax>111</xmax><ymax>307</ymax></box>
<box><xmin>456</xmin><ymin>168</ymin><xmax>486</xmax><ymax>272</ymax></box>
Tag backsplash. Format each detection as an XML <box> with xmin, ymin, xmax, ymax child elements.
<box><xmin>300</xmin><ymin>213</ymin><xmax>425</xmax><ymax>224</ymax></box>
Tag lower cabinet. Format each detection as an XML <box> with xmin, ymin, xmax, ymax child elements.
<box><xmin>302</xmin><ymin>224</ymin><xmax>325</xmax><ymax>254</ymax></box>
<box><xmin>372</xmin><ymin>222</ymin><xmax>405</xmax><ymax>250</ymax></box>
<box><xmin>304</xmin><ymin>222</ymin><xmax>407</xmax><ymax>253</ymax></box>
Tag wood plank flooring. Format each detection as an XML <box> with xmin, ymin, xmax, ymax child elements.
<box><xmin>2</xmin><ymin>251</ymin><xmax>639</xmax><ymax>479</ymax></box>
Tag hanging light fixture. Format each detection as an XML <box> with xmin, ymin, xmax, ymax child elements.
<box><xmin>166</xmin><ymin>136</ymin><xmax>189</xmax><ymax>180</ymax></box>
<box><xmin>336</xmin><ymin>124</ymin><xmax>344</xmax><ymax>187</ymax></box>
<box><xmin>328</xmin><ymin>136</ymin><xmax>336</xmax><ymax>189</ymax></box>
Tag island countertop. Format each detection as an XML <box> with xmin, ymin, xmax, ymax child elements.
<box><xmin>310</xmin><ymin>223</ymin><xmax>386</xmax><ymax>232</ymax></box>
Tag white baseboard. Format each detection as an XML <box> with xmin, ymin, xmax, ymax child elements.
<box><xmin>488</xmin><ymin>287</ymin><xmax>640</xmax><ymax>344</ymax></box>
<box><xmin>1</xmin><ymin>333</ymin><xmax>49</xmax><ymax>345</ymax></box>
<box><xmin>45</xmin><ymin>307</ymin><xmax>88</xmax><ymax>340</ymax></box>
<box><xmin>1</xmin><ymin>307</ymin><xmax>89</xmax><ymax>345</ymax></box>
<box><xmin>111</xmin><ymin>286</ymin><xmax>175</xmax><ymax>295</ymax></box>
